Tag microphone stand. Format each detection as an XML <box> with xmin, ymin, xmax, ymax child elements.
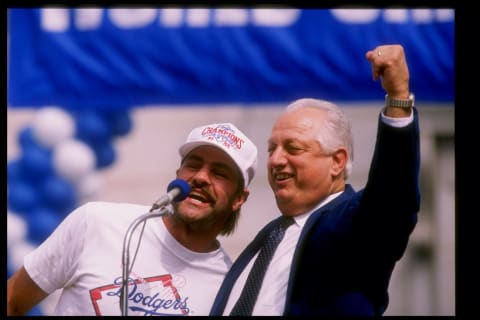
<box><xmin>120</xmin><ymin>204</ymin><xmax>173</xmax><ymax>316</ymax></box>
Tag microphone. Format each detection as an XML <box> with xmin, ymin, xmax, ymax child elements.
<box><xmin>121</xmin><ymin>178</ymin><xmax>190</xmax><ymax>315</ymax></box>
<box><xmin>150</xmin><ymin>179</ymin><xmax>191</xmax><ymax>211</ymax></box>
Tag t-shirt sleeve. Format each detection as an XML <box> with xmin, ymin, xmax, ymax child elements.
<box><xmin>24</xmin><ymin>203</ymin><xmax>89</xmax><ymax>294</ymax></box>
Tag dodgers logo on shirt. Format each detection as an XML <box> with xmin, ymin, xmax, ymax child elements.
<box><xmin>89</xmin><ymin>274</ymin><xmax>190</xmax><ymax>316</ymax></box>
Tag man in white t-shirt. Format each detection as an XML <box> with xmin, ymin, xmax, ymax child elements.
<box><xmin>7</xmin><ymin>122</ymin><xmax>258</xmax><ymax>316</ymax></box>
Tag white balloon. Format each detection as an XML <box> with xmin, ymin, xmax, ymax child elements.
<box><xmin>76</xmin><ymin>171</ymin><xmax>103</xmax><ymax>203</ymax></box>
<box><xmin>53</xmin><ymin>139</ymin><xmax>96</xmax><ymax>182</ymax></box>
<box><xmin>7</xmin><ymin>211</ymin><xmax>27</xmax><ymax>249</ymax></box>
<box><xmin>32</xmin><ymin>106</ymin><xmax>75</xmax><ymax>148</ymax></box>
<box><xmin>8</xmin><ymin>241</ymin><xmax>36</xmax><ymax>271</ymax></box>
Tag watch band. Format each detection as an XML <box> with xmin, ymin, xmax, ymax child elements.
<box><xmin>385</xmin><ymin>93</ymin><xmax>415</xmax><ymax>108</ymax></box>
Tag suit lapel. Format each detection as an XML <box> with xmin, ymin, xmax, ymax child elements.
<box><xmin>284</xmin><ymin>185</ymin><xmax>357</xmax><ymax>311</ymax></box>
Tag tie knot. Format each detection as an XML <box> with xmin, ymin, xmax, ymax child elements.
<box><xmin>268</xmin><ymin>216</ymin><xmax>294</xmax><ymax>241</ymax></box>
<box><xmin>279</xmin><ymin>216</ymin><xmax>294</xmax><ymax>230</ymax></box>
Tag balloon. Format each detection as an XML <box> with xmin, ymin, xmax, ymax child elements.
<box><xmin>20</xmin><ymin>144</ymin><xmax>53</xmax><ymax>180</ymax></box>
<box><xmin>26</xmin><ymin>306</ymin><xmax>44</xmax><ymax>316</ymax></box>
<box><xmin>41</xmin><ymin>175</ymin><xmax>77</xmax><ymax>214</ymax></box>
<box><xmin>75</xmin><ymin>110</ymin><xmax>111</xmax><ymax>145</ymax></box>
<box><xmin>92</xmin><ymin>141</ymin><xmax>116</xmax><ymax>169</ymax></box>
<box><xmin>7</xmin><ymin>181</ymin><xmax>40</xmax><ymax>214</ymax></box>
<box><xmin>7</xmin><ymin>159</ymin><xmax>25</xmax><ymax>183</ymax></box>
<box><xmin>53</xmin><ymin>139</ymin><xmax>95</xmax><ymax>182</ymax></box>
<box><xmin>101</xmin><ymin>109</ymin><xmax>133</xmax><ymax>137</ymax></box>
<box><xmin>18</xmin><ymin>126</ymin><xmax>39</xmax><ymax>148</ymax></box>
<box><xmin>31</xmin><ymin>107</ymin><xmax>75</xmax><ymax>149</ymax></box>
<box><xmin>76</xmin><ymin>172</ymin><xmax>102</xmax><ymax>203</ymax></box>
<box><xmin>26</xmin><ymin>207</ymin><xmax>62</xmax><ymax>244</ymax></box>
<box><xmin>7</xmin><ymin>211</ymin><xmax>28</xmax><ymax>249</ymax></box>
<box><xmin>7</xmin><ymin>256</ymin><xmax>15</xmax><ymax>279</ymax></box>
<box><xmin>8</xmin><ymin>240</ymin><xmax>36</xmax><ymax>271</ymax></box>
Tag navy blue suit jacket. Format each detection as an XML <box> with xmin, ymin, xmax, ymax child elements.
<box><xmin>210</xmin><ymin>109</ymin><xmax>421</xmax><ymax>316</ymax></box>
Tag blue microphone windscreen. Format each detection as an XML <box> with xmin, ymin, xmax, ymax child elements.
<box><xmin>167</xmin><ymin>179</ymin><xmax>191</xmax><ymax>202</ymax></box>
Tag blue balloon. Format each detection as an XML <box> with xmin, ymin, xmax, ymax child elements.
<box><xmin>7</xmin><ymin>181</ymin><xmax>40</xmax><ymax>214</ymax></box>
<box><xmin>21</xmin><ymin>144</ymin><xmax>53</xmax><ymax>180</ymax></box>
<box><xmin>26</xmin><ymin>207</ymin><xmax>62</xmax><ymax>244</ymax></box>
<box><xmin>75</xmin><ymin>110</ymin><xmax>111</xmax><ymax>145</ymax></box>
<box><xmin>92</xmin><ymin>141</ymin><xmax>116</xmax><ymax>169</ymax></box>
<box><xmin>41</xmin><ymin>176</ymin><xmax>77</xmax><ymax>215</ymax></box>
<box><xmin>7</xmin><ymin>255</ymin><xmax>15</xmax><ymax>279</ymax></box>
<box><xmin>26</xmin><ymin>305</ymin><xmax>44</xmax><ymax>316</ymax></box>
<box><xmin>7</xmin><ymin>159</ymin><xmax>25</xmax><ymax>183</ymax></box>
<box><xmin>18</xmin><ymin>126</ymin><xmax>38</xmax><ymax>148</ymax></box>
<box><xmin>101</xmin><ymin>109</ymin><xmax>133</xmax><ymax>137</ymax></box>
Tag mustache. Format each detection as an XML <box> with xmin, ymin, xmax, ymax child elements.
<box><xmin>189</xmin><ymin>185</ymin><xmax>216</xmax><ymax>203</ymax></box>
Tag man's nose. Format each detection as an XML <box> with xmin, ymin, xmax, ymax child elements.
<box><xmin>268</xmin><ymin>148</ymin><xmax>287</xmax><ymax>167</ymax></box>
<box><xmin>191</xmin><ymin>167</ymin><xmax>211</xmax><ymax>185</ymax></box>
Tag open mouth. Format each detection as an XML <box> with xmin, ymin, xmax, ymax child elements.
<box><xmin>188</xmin><ymin>189</ymin><xmax>213</xmax><ymax>204</ymax></box>
<box><xmin>274</xmin><ymin>172</ymin><xmax>293</xmax><ymax>182</ymax></box>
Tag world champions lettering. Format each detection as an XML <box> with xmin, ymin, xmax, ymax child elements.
<box><xmin>202</xmin><ymin>125</ymin><xmax>244</xmax><ymax>150</ymax></box>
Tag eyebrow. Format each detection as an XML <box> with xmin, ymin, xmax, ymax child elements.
<box><xmin>268</xmin><ymin>137</ymin><xmax>304</xmax><ymax>145</ymax></box>
<box><xmin>183</xmin><ymin>154</ymin><xmax>234</xmax><ymax>172</ymax></box>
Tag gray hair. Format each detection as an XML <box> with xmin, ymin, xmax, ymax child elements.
<box><xmin>284</xmin><ymin>98</ymin><xmax>354</xmax><ymax>180</ymax></box>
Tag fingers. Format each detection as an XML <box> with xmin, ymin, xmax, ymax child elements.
<box><xmin>366</xmin><ymin>48</ymin><xmax>383</xmax><ymax>81</ymax></box>
<box><xmin>366</xmin><ymin>46</ymin><xmax>389</xmax><ymax>81</ymax></box>
<box><xmin>366</xmin><ymin>45</ymin><xmax>403</xmax><ymax>74</ymax></box>
<box><xmin>365</xmin><ymin>44</ymin><xmax>409</xmax><ymax>96</ymax></box>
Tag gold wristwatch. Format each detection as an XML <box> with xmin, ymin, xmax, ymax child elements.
<box><xmin>385</xmin><ymin>93</ymin><xmax>415</xmax><ymax>108</ymax></box>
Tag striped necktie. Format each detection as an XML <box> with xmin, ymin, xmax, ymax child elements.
<box><xmin>230</xmin><ymin>216</ymin><xmax>294</xmax><ymax>315</ymax></box>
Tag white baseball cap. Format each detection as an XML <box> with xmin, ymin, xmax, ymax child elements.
<box><xmin>179</xmin><ymin>123</ymin><xmax>258</xmax><ymax>187</ymax></box>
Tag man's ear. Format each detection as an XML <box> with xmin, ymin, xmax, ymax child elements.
<box><xmin>232</xmin><ymin>189</ymin><xmax>249</xmax><ymax>212</ymax></box>
<box><xmin>331</xmin><ymin>148</ymin><xmax>347</xmax><ymax>177</ymax></box>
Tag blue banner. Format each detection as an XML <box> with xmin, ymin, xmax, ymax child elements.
<box><xmin>8</xmin><ymin>8</ymin><xmax>454</xmax><ymax>109</ymax></box>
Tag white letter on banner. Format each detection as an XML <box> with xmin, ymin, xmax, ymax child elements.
<box><xmin>411</xmin><ymin>9</ymin><xmax>455</xmax><ymax>23</ymax></box>
<box><xmin>332</xmin><ymin>8</ymin><xmax>454</xmax><ymax>24</ymax></box>
<box><xmin>161</xmin><ymin>8</ymin><xmax>183</xmax><ymax>27</ymax></box>
<box><xmin>186</xmin><ymin>8</ymin><xmax>210</xmax><ymax>27</ymax></box>
<box><xmin>435</xmin><ymin>9</ymin><xmax>454</xmax><ymax>22</ymax></box>
<box><xmin>252</xmin><ymin>9</ymin><xmax>300</xmax><ymax>26</ymax></box>
<box><xmin>41</xmin><ymin>8</ymin><xmax>69</xmax><ymax>32</ymax></box>
<box><xmin>383</xmin><ymin>9</ymin><xmax>409</xmax><ymax>23</ymax></box>
<box><xmin>109</xmin><ymin>8</ymin><xmax>157</xmax><ymax>28</ymax></box>
<box><xmin>330</xmin><ymin>9</ymin><xmax>379</xmax><ymax>24</ymax></box>
<box><xmin>75</xmin><ymin>8</ymin><xmax>103</xmax><ymax>30</ymax></box>
<box><xmin>410</xmin><ymin>9</ymin><xmax>436</xmax><ymax>23</ymax></box>
<box><xmin>215</xmin><ymin>9</ymin><xmax>248</xmax><ymax>26</ymax></box>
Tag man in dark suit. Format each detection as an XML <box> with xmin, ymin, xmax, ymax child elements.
<box><xmin>210</xmin><ymin>44</ymin><xmax>420</xmax><ymax>316</ymax></box>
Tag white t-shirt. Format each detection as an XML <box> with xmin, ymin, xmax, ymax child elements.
<box><xmin>24</xmin><ymin>201</ymin><xmax>232</xmax><ymax>316</ymax></box>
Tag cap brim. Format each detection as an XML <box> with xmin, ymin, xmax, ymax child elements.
<box><xmin>179</xmin><ymin>141</ymin><xmax>228</xmax><ymax>158</ymax></box>
<box><xmin>179</xmin><ymin>141</ymin><xmax>246</xmax><ymax>186</ymax></box>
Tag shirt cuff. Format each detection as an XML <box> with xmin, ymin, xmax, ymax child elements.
<box><xmin>380</xmin><ymin>109</ymin><xmax>414</xmax><ymax>128</ymax></box>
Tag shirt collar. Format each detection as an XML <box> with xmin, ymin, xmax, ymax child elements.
<box><xmin>291</xmin><ymin>190</ymin><xmax>344</xmax><ymax>228</ymax></box>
